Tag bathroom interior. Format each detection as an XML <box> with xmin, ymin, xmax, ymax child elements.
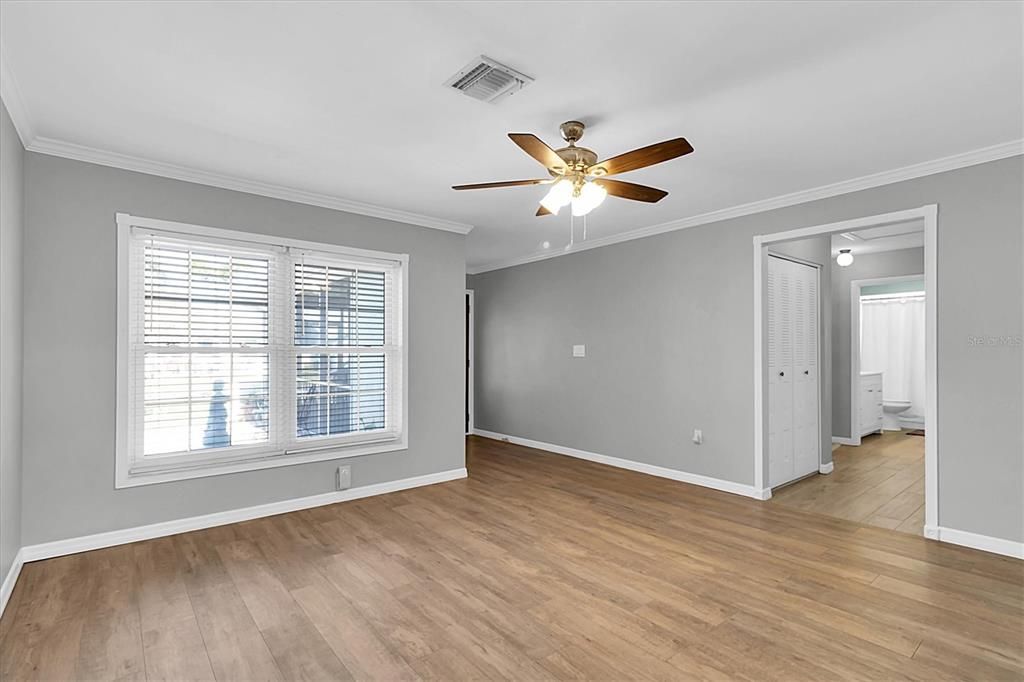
<box><xmin>769</xmin><ymin>219</ymin><xmax>927</xmax><ymax>536</ymax></box>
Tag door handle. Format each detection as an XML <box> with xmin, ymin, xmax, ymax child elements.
<box><xmin>779</xmin><ymin>371</ymin><xmax>785</xmax><ymax>376</ymax></box>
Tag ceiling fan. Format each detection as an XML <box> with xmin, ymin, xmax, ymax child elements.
<box><xmin>452</xmin><ymin>121</ymin><xmax>693</xmax><ymax>217</ymax></box>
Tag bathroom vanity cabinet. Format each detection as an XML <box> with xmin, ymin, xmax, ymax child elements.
<box><xmin>859</xmin><ymin>371</ymin><xmax>884</xmax><ymax>437</ymax></box>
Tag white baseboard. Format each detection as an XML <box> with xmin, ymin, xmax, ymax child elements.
<box><xmin>472</xmin><ymin>429</ymin><xmax>767</xmax><ymax>500</ymax></box>
<box><xmin>0</xmin><ymin>548</ymin><xmax>25</xmax><ymax>618</ymax></box>
<box><xmin>831</xmin><ymin>436</ymin><xmax>858</xmax><ymax>446</ymax></box>
<box><xmin>19</xmin><ymin>468</ymin><xmax>467</xmax><ymax>564</ymax></box>
<box><xmin>819</xmin><ymin>462</ymin><xmax>834</xmax><ymax>474</ymax></box>
<box><xmin>924</xmin><ymin>525</ymin><xmax>1023</xmax><ymax>560</ymax></box>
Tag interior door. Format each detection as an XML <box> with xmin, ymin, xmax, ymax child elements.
<box><xmin>768</xmin><ymin>256</ymin><xmax>794</xmax><ymax>488</ymax></box>
<box><xmin>768</xmin><ymin>254</ymin><xmax>820</xmax><ymax>488</ymax></box>
<box><xmin>792</xmin><ymin>260</ymin><xmax>820</xmax><ymax>479</ymax></box>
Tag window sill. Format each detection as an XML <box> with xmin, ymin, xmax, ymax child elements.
<box><xmin>115</xmin><ymin>436</ymin><xmax>407</xmax><ymax>488</ymax></box>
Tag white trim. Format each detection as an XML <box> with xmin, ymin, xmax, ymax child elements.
<box><xmin>467</xmin><ymin>142</ymin><xmax>1021</xmax><ymax>274</ymax></box>
<box><xmin>0</xmin><ymin>48</ymin><xmax>35</xmax><ymax>145</ymax></box>
<box><xmin>465</xmin><ymin>289</ymin><xmax>475</xmax><ymax>435</ymax></box>
<box><xmin>28</xmin><ymin>138</ymin><xmax>473</xmax><ymax>234</ymax></box>
<box><xmin>0</xmin><ymin>548</ymin><xmax>25</xmax><ymax>618</ymax></box>
<box><xmin>925</xmin><ymin>526</ymin><xmax>1023</xmax><ymax>560</ymax></box>
<box><xmin>472</xmin><ymin>429</ymin><xmax>770</xmax><ymax>500</ymax></box>
<box><xmin>21</xmin><ymin>468</ymin><xmax>466</xmax><ymax>563</ymax></box>
<box><xmin>115</xmin><ymin>213</ymin><xmax>411</xmax><ymax>488</ymax></box>
<box><xmin>923</xmin><ymin>207</ymin><xmax>938</xmax><ymax>533</ymax></box>
<box><xmin>849</xmin><ymin>274</ymin><xmax>924</xmax><ymax>447</ymax></box>
<box><xmin>818</xmin><ymin>462</ymin><xmax>834</xmax><ymax>475</ymax></box>
<box><xmin>117</xmin><ymin>212</ymin><xmax>437</xmax><ymax>258</ymax></box>
<box><xmin>752</xmin><ymin>205</ymin><xmax>938</xmax><ymax>533</ymax></box>
<box><xmin>831</xmin><ymin>436</ymin><xmax>857</xmax><ymax>446</ymax></box>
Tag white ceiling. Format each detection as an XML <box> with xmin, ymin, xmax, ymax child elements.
<box><xmin>2</xmin><ymin>2</ymin><xmax>1021</xmax><ymax>271</ymax></box>
<box><xmin>832</xmin><ymin>220</ymin><xmax>924</xmax><ymax>257</ymax></box>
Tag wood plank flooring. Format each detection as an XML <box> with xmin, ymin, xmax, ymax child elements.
<box><xmin>2</xmin><ymin>435</ymin><xmax>1021</xmax><ymax>681</ymax></box>
<box><xmin>771</xmin><ymin>430</ymin><xmax>925</xmax><ymax>535</ymax></box>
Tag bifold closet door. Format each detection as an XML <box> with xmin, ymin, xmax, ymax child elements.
<box><xmin>767</xmin><ymin>255</ymin><xmax>820</xmax><ymax>489</ymax></box>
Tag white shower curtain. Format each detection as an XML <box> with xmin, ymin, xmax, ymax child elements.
<box><xmin>861</xmin><ymin>294</ymin><xmax>926</xmax><ymax>420</ymax></box>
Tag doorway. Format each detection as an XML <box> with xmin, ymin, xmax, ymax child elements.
<box><xmin>850</xmin><ymin>274</ymin><xmax>925</xmax><ymax>445</ymax></box>
<box><xmin>753</xmin><ymin>205</ymin><xmax>937</xmax><ymax>538</ymax></box>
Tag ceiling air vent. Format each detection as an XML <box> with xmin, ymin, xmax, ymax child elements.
<box><xmin>445</xmin><ymin>56</ymin><xmax>533</xmax><ymax>104</ymax></box>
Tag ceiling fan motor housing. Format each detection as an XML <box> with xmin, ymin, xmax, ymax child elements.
<box><xmin>552</xmin><ymin>120</ymin><xmax>598</xmax><ymax>176</ymax></box>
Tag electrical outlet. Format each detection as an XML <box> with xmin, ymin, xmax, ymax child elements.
<box><xmin>336</xmin><ymin>465</ymin><xmax>352</xmax><ymax>490</ymax></box>
<box><xmin>692</xmin><ymin>429</ymin><xmax>703</xmax><ymax>445</ymax></box>
<box><xmin>573</xmin><ymin>344</ymin><xmax>586</xmax><ymax>357</ymax></box>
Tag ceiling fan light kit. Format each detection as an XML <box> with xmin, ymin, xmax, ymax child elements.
<box><xmin>452</xmin><ymin>120</ymin><xmax>693</xmax><ymax>220</ymax></box>
<box><xmin>571</xmin><ymin>181</ymin><xmax>607</xmax><ymax>217</ymax></box>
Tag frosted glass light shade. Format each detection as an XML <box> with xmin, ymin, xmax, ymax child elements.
<box><xmin>540</xmin><ymin>179</ymin><xmax>573</xmax><ymax>214</ymax></box>
<box><xmin>571</xmin><ymin>181</ymin><xmax>607</xmax><ymax>217</ymax></box>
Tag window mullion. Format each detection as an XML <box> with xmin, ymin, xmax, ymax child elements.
<box><xmin>187</xmin><ymin>248</ymin><xmax>194</xmax><ymax>453</ymax></box>
<box><xmin>271</xmin><ymin>250</ymin><xmax>294</xmax><ymax>453</ymax></box>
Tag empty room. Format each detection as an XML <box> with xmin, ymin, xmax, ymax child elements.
<box><xmin>1</xmin><ymin>2</ymin><xmax>1022</xmax><ymax>680</ymax></box>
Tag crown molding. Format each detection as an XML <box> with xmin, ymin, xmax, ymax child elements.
<box><xmin>26</xmin><ymin>137</ymin><xmax>474</xmax><ymax>234</ymax></box>
<box><xmin>3</xmin><ymin>52</ymin><xmax>472</xmax><ymax>234</ymax></box>
<box><xmin>0</xmin><ymin>48</ymin><xmax>36</xmax><ymax>145</ymax></box>
<box><xmin>467</xmin><ymin>139</ymin><xmax>1024</xmax><ymax>274</ymax></box>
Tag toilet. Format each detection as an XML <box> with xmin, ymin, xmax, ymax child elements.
<box><xmin>882</xmin><ymin>399</ymin><xmax>912</xmax><ymax>431</ymax></box>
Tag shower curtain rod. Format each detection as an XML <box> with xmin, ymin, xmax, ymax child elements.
<box><xmin>861</xmin><ymin>291</ymin><xmax>926</xmax><ymax>302</ymax></box>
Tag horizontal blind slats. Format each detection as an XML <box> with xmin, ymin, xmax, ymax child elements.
<box><xmin>128</xmin><ymin>227</ymin><xmax>403</xmax><ymax>470</ymax></box>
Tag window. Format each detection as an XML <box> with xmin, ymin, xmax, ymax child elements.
<box><xmin>116</xmin><ymin>214</ymin><xmax>407</xmax><ymax>487</ymax></box>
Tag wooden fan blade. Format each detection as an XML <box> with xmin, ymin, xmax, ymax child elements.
<box><xmin>508</xmin><ymin>133</ymin><xmax>567</xmax><ymax>172</ymax></box>
<box><xmin>588</xmin><ymin>137</ymin><xmax>693</xmax><ymax>177</ymax></box>
<box><xmin>452</xmin><ymin>179</ymin><xmax>550</xmax><ymax>190</ymax></box>
<box><xmin>536</xmin><ymin>205</ymin><xmax>553</xmax><ymax>216</ymax></box>
<box><xmin>594</xmin><ymin>178</ymin><xmax>668</xmax><ymax>203</ymax></box>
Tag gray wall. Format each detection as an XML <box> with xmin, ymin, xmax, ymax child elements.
<box><xmin>21</xmin><ymin>153</ymin><xmax>466</xmax><ymax>545</ymax></box>
<box><xmin>831</xmin><ymin>247</ymin><xmax>924</xmax><ymax>438</ymax></box>
<box><xmin>766</xmin><ymin>236</ymin><xmax>834</xmax><ymax>468</ymax></box>
<box><xmin>1</xmin><ymin>102</ymin><xmax>24</xmax><ymax>579</ymax></box>
<box><xmin>470</xmin><ymin>155</ymin><xmax>1023</xmax><ymax>543</ymax></box>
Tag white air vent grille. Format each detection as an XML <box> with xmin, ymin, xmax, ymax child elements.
<box><xmin>445</xmin><ymin>56</ymin><xmax>533</xmax><ymax>103</ymax></box>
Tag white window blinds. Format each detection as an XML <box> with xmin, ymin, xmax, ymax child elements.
<box><xmin>118</xmin><ymin>214</ymin><xmax>407</xmax><ymax>487</ymax></box>
<box><xmin>290</xmin><ymin>254</ymin><xmax>403</xmax><ymax>446</ymax></box>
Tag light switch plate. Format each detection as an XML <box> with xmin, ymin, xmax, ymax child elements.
<box><xmin>572</xmin><ymin>344</ymin><xmax>586</xmax><ymax>358</ymax></box>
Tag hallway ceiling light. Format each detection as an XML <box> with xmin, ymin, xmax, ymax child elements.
<box><xmin>836</xmin><ymin>249</ymin><xmax>854</xmax><ymax>267</ymax></box>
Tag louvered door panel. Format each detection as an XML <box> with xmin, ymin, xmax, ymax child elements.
<box><xmin>768</xmin><ymin>255</ymin><xmax>819</xmax><ymax>488</ymax></box>
<box><xmin>792</xmin><ymin>262</ymin><xmax>820</xmax><ymax>479</ymax></box>
<box><xmin>768</xmin><ymin>256</ymin><xmax>793</xmax><ymax>488</ymax></box>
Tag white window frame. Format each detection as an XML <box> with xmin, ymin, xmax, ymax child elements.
<box><xmin>115</xmin><ymin>213</ymin><xmax>409</xmax><ymax>488</ymax></box>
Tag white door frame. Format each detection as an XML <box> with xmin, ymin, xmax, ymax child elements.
<box><xmin>466</xmin><ymin>289</ymin><xmax>475</xmax><ymax>435</ymax></box>
<box><xmin>765</xmin><ymin>251</ymin><xmax>823</xmax><ymax>489</ymax></box>
<box><xmin>849</xmin><ymin>274</ymin><xmax>925</xmax><ymax>445</ymax></box>
<box><xmin>752</xmin><ymin>205</ymin><xmax>938</xmax><ymax>538</ymax></box>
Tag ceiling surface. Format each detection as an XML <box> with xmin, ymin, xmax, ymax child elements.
<box><xmin>832</xmin><ymin>220</ymin><xmax>925</xmax><ymax>257</ymax></box>
<box><xmin>1</xmin><ymin>1</ymin><xmax>1021</xmax><ymax>271</ymax></box>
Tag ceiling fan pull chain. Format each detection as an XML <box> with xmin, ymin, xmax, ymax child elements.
<box><xmin>583</xmin><ymin>214</ymin><xmax>588</xmax><ymax>242</ymax></box>
<box><xmin>567</xmin><ymin>212</ymin><xmax>575</xmax><ymax>250</ymax></box>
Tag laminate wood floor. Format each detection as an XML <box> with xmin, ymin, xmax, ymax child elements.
<box><xmin>771</xmin><ymin>430</ymin><xmax>925</xmax><ymax>536</ymax></box>
<box><xmin>2</xmin><ymin>436</ymin><xmax>1021</xmax><ymax>681</ymax></box>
